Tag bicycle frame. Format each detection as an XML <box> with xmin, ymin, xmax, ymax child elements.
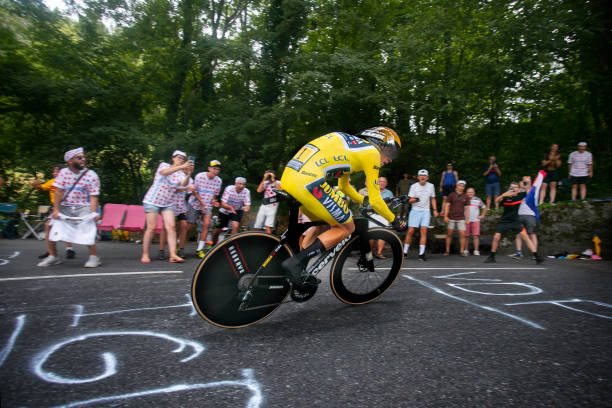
<box><xmin>237</xmin><ymin>193</ymin><xmax>400</xmax><ymax>311</ymax></box>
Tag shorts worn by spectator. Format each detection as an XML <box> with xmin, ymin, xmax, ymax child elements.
<box><xmin>212</xmin><ymin>177</ymin><xmax>251</xmax><ymax>243</ymax></box>
<box><xmin>38</xmin><ymin>147</ymin><xmax>101</xmax><ymax>268</ymax></box>
<box><xmin>254</xmin><ymin>170</ymin><xmax>281</xmax><ymax>234</ymax></box>
<box><xmin>443</xmin><ymin>181</ymin><xmax>470</xmax><ymax>256</ymax></box>
<box><xmin>484</xmin><ymin>181</ymin><xmax>543</xmax><ymax>264</ymax></box>
<box><xmin>465</xmin><ymin>187</ymin><xmax>486</xmax><ymax>255</ymax></box>
<box><xmin>483</xmin><ymin>155</ymin><xmax>502</xmax><ymax>210</ymax></box>
<box><xmin>403</xmin><ymin>169</ymin><xmax>438</xmax><ymax>260</ymax></box>
<box><xmin>540</xmin><ymin>143</ymin><xmax>562</xmax><ymax>204</ymax></box>
<box><xmin>191</xmin><ymin>160</ymin><xmax>223</xmax><ymax>256</ymax></box>
<box><xmin>140</xmin><ymin>150</ymin><xmax>194</xmax><ymax>263</ymax></box>
<box><xmin>568</xmin><ymin>142</ymin><xmax>593</xmax><ymax>201</ymax></box>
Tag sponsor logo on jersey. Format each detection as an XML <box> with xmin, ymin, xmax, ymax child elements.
<box><xmin>306</xmin><ymin>179</ymin><xmax>351</xmax><ymax>224</ymax></box>
<box><xmin>301</xmin><ymin>171</ymin><xmax>318</xmax><ymax>178</ymax></box>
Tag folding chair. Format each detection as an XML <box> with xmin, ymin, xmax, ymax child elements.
<box><xmin>97</xmin><ymin>204</ymin><xmax>128</xmax><ymax>231</ymax></box>
<box><xmin>0</xmin><ymin>203</ymin><xmax>19</xmax><ymax>239</ymax></box>
<box><xmin>121</xmin><ymin>205</ymin><xmax>147</xmax><ymax>232</ymax></box>
<box><xmin>20</xmin><ymin>205</ymin><xmax>50</xmax><ymax>240</ymax></box>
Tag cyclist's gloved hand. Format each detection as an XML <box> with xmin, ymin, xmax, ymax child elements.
<box><xmin>392</xmin><ymin>216</ymin><xmax>407</xmax><ymax>232</ymax></box>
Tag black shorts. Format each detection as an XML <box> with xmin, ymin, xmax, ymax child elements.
<box><xmin>442</xmin><ymin>184</ymin><xmax>455</xmax><ymax>197</ymax></box>
<box><xmin>570</xmin><ymin>176</ymin><xmax>589</xmax><ymax>185</ymax></box>
<box><xmin>177</xmin><ymin>213</ymin><xmax>187</xmax><ymax>221</ymax></box>
<box><xmin>496</xmin><ymin>221</ymin><xmax>523</xmax><ymax>235</ymax></box>
<box><xmin>215</xmin><ymin>210</ymin><xmax>244</xmax><ymax>228</ymax></box>
<box><xmin>543</xmin><ymin>170</ymin><xmax>558</xmax><ymax>183</ymax></box>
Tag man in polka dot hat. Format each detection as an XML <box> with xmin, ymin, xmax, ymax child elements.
<box><xmin>38</xmin><ymin>147</ymin><xmax>102</xmax><ymax>268</ymax></box>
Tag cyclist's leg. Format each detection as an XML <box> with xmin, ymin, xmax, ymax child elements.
<box><xmin>281</xmin><ymin>177</ymin><xmax>355</xmax><ymax>284</ymax></box>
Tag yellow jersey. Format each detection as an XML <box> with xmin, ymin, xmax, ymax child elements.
<box><xmin>280</xmin><ymin>132</ymin><xmax>395</xmax><ymax>226</ymax></box>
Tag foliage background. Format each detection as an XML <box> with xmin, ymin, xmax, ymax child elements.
<box><xmin>1</xmin><ymin>0</ymin><xmax>610</xmax><ymax>209</ymax></box>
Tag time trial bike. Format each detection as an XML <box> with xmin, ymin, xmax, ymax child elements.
<box><xmin>191</xmin><ymin>192</ymin><xmax>408</xmax><ymax>328</ymax></box>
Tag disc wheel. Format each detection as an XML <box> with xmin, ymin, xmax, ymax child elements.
<box><xmin>191</xmin><ymin>232</ymin><xmax>293</xmax><ymax>328</ymax></box>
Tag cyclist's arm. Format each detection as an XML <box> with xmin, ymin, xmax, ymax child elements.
<box><xmin>363</xmin><ymin>167</ymin><xmax>395</xmax><ymax>223</ymax></box>
<box><xmin>338</xmin><ymin>174</ymin><xmax>363</xmax><ymax>205</ymax></box>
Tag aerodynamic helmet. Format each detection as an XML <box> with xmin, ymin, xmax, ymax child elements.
<box><xmin>357</xmin><ymin>127</ymin><xmax>402</xmax><ymax>159</ymax></box>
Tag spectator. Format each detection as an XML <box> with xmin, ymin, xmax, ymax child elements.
<box><xmin>211</xmin><ymin>177</ymin><xmax>251</xmax><ymax>244</ymax></box>
<box><xmin>485</xmin><ymin>181</ymin><xmax>543</xmax><ymax>264</ymax></box>
<box><xmin>189</xmin><ymin>160</ymin><xmax>222</xmax><ymax>258</ymax></box>
<box><xmin>369</xmin><ymin>177</ymin><xmax>394</xmax><ymax>258</ymax></box>
<box><xmin>30</xmin><ymin>165</ymin><xmax>75</xmax><ymax>259</ymax></box>
<box><xmin>403</xmin><ymin>169</ymin><xmax>438</xmax><ymax>261</ymax></box>
<box><xmin>395</xmin><ymin>172</ymin><xmax>412</xmax><ymax>217</ymax></box>
<box><xmin>37</xmin><ymin>148</ymin><xmax>101</xmax><ymax>267</ymax></box>
<box><xmin>509</xmin><ymin>176</ymin><xmax>538</xmax><ymax>259</ymax></box>
<box><xmin>465</xmin><ymin>187</ymin><xmax>486</xmax><ymax>256</ymax></box>
<box><xmin>439</xmin><ymin>163</ymin><xmax>458</xmax><ymax>204</ymax></box>
<box><xmin>568</xmin><ymin>142</ymin><xmax>593</xmax><ymax>202</ymax></box>
<box><xmin>254</xmin><ymin>169</ymin><xmax>281</xmax><ymax>234</ymax></box>
<box><xmin>443</xmin><ymin>180</ymin><xmax>470</xmax><ymax>256</ymax></box>
<box><xmin>140</xmin><ymin>150</ymin><xmax>193</xmax><ymax>263</ymax></box>
<box><xmin>158</xmin><ymin>169</ymin><xmax>195</xmax><ymax>259</ymax></box>
<box><xmin>539</xmin><ymin>143</ymin><xmax>562</xmax><ymax>205</ymax></box>
<box><xmin>483</xmin><ymin>156</ymin><xmax>502</xmax><ymax>210</ymax></box>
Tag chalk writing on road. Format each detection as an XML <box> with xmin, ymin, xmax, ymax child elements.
<box><xmin>404</xmin><ymin>270</ymin><xmax>612</xmax><ymax>330</ymax></box>
<box><xmin>1</xmin><ymin>302</ymin><xmax>263</xmax><ymax>408</ymax></box>
<box><xmin>0</xmin><ymin>250</ymin><xmax>20</xmax><ymax>266</ymax></box>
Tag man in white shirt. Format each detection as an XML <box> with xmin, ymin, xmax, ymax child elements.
<box><xmin>403</xmin><ymin>169</ymin><xmax>438</xmax><ymax>261</ymax></box>
<box><xmin>568</xmin><ymin>141</ymin><xmax>593</xmax><ymax>202</ymax></box>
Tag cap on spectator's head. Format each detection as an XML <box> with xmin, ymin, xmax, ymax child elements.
<box><xmin>417</xmin><ymin>169</ymin><xmax>429</xmax><ymax>176</ymax></box>
<box><xmin>209</xmin><ymin>160</ymin><xmax>221</xmax><ymax>167</ymax></box>
<box><xmin>64</xmin><ymin>147</ymin><xmax>84</xmax><ymax>162</ymax></box>
<box><xmin>457</xmin><ymin>180</ymin><xmax>467</xmax><ymax>185</ymax></box>
<box><xmin>172</xmin><ymin>150</ymin><xmax>186</xmax><ymax>158</ymax></box>
<box><xmin>578</xmin><ymin>141</ymin><xmax>587</xmax><ymax>147</ymax></box>
<box><xmin>235</xmin><ymin>177</ymin><xmax>246</xmax><ymax>184</ymax></box>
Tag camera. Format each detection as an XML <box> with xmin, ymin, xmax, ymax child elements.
<box><xmin>265</xmin><ymin>170</ymin><xmax>274</xmax><ymax>181</ymax></box>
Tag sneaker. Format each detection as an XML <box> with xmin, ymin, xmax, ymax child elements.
<box><xmin>157</xmin><ymin>250</ymin><xmax>166</xmax><ymax>260</ymax></box>
<box><xmin>418</xmin><ymin>254</ymin><xmax>426</xmax><ymax>261</ymax></box>
<box><xmin>442</xmin><ymin>252</ymin><xmax>449</xmax><ymax>256</ymax></box>
<box><xmin>473</xmin><ymin>250</ymin><xmax>480</xmax><ymax>256</ymax></box>
<box><xmin>66</xmin><ymin>248</ymin><xmax>76</xmax><ymax>259</ymax></box>
<box><xmin>462</xmin><ymin>250</ymin><xmax>469</xmax><ymax>257</ymax></box>
<box><xmin>84</xmin><ymin>255</ymin><xmax>101</xmax><ymax>268</ymax></box>
<box><xmin>484</xmin><ymin>254</ymin><xmax>496</xmax><ymax>263</ymax></box>
<box><xmin>37</xmin><ymin>255</ymin><xmax>62</xmax><ymax>267</ymax></box>
<box><xmin>534</xmin><ymin>254</ymin><xmax>545</xmax><ymax>265</ymax></box>
<box><xmin>38</xmin><ymin>251</ymin><xmax>49</xmax><ymax>259</ymax></box>
<box><xmin>196</xmin><ymin>250</ymin><xmax>205</xmax><ymax>259</ymax></box>
<box><xmin>177</xmin><ymin>248</ymin><xmax>184</xmax><ymax>257</ymax></box>
<box><xmin>531</xmin><ymin>254</ymin><xmax>537</xmax><ymax>261</ymax></box>
<box><xmin>508</xmin><ymin>252</ymin><xmax>523</xmax><ymax>259</ymax></box>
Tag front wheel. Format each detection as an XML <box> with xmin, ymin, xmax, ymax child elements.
<box><xmin>330</xmin><ymin>228</ymin><xmax>403</xmax><ymax>305</ymax></box>
<box><xmin>191</xmin><ymin>232</ymin><xmax>293</xmax><ymax>328</ymax></box>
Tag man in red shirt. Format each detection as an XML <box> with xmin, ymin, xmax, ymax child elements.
<box><xmin>443</xmin><ymin>180</ymin><xmax>470</xmax><ymax>256</ymax></box>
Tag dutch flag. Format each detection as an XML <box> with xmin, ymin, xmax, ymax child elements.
<box><xmin>525</xmin><ymin>170</ymin><xmax>546</xmax><ymax>223</ymax></box>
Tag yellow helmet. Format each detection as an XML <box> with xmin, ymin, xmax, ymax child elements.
<box><xmin>357</xmin><ymin>127</ymin><xmax>401</xmax><ymax>159</ymax></box>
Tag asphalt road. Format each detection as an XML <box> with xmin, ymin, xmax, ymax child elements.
<box><xmin>1</xmin><ymin>239</ymin><xmax>610</xmax><ymax>407</ymax></box>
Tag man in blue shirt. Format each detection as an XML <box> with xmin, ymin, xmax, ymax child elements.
<box><xmin>483</xmin><ymin>156</ymin><xmax>502</xmax><ymax>211</ymax></box>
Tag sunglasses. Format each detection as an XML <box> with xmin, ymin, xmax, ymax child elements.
<box><xmin>74</xmin><ymin>155</ymin><xmax>86</xmax><ymax>160</ymax></box>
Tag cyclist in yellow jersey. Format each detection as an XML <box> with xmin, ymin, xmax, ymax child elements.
<box><xmin>280</xmin><ymin>127</ymin><xmax>407</xmax><ymax>286</ymax></box>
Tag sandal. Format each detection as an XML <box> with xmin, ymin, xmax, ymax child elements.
<box><xmin>374</xmin><ymin>253</ymin><xmax>387</xmax><ymax>259</ymax></box>
<box><xmin>140</xmin><ymin>257</ymin><xmax>151</xmax><ymax>263</ymax></box>
<box><xmin>169</xmin><ymin>257</ymin><xmax>184</xmax><ymax>263</ymax></box>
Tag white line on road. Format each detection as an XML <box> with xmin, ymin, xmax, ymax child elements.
<box><xmin>0</xmin><ymin>271</ymin><xmax>184</xmax><ymax>282</ymax></box>
<box><xmin>402</xmin><ymin>267</ymin><xmax>547</xmax><ymax>270</ymax></box>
